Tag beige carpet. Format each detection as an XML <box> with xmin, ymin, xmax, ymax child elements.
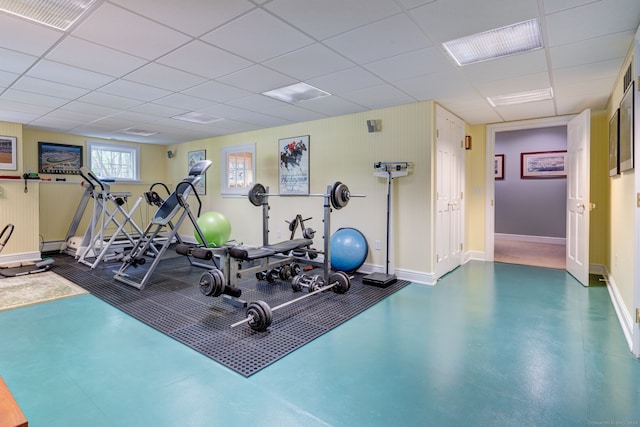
<box><xmin>494</xmin><ymin>237</ymin><xmax>566</xmax><ymax>270</ymax></box>
<box><xmin>0</xmin><ymin>271</ymin><xmax>88</xmax><ymax>311</ymax></box>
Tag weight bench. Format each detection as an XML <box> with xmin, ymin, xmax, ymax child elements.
<box><xmin>228</xmin><ymin>238</ymin><xmax>313</xmax><ymax>261</ymax></box>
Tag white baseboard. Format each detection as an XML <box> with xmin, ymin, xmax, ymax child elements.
<box><xmin>602</xmin><ymin>266</ymin><xmax>634</xmax><ymax>352</ymax></box>
<box><xmin>465</xmin><ymin>251</ymin><xmax>486</xmax><ymax>262</ymax></box>
<box><xmin>0</xmin><ymin>251</ymin><xmax>42</xmax><ymax>265</ymax></box>
<box><xmin>495</xmin><ymin>233</ymin><xmax>565</xmax><ymax>245</ymax></box>
<box><xmin>42</xmin><ymin>240</ymin><xmax>64</xmax><ymax>253</ymax></box>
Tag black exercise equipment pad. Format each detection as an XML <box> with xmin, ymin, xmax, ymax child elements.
<box><xmin>51</xmin><ymin>252</ymin><xmax>409</xmax><ymax>377</ymax></box>
<box><xmin>228</xmin><ymin>238</ymin><xmax>312</xmax><ymax>261</ymax></box>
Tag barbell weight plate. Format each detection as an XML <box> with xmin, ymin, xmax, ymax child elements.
<box><xmin>302</xmin><ymin>227</ymin><xmax>315</xmax><ymax>239</ymax></box>
<box><xmin>248</xmin><ymin>183</ymin><xmax>266</xmax><ymax>207</ymax></box>
<box><xmin>279</xmin><ymin>264</ymin><xmax>292</xmax><ymax>280</ymax></box>
<box><xmin>267</xmin><ymin>269</ymin><xmax>279</xmax><ymax>283</ymax></box>
<box><xmin>209</xmin><ymin>268</ymin><xmax>226</xmax><ymax>297</ymax></box>
<box><xmin>256</xmin><ymin>271</ymin><xmax>266</xmax><ymax>281</ymax></box>
<box><xmin>330</xmin><ymin>182</ymin><xmax>350</xmax><ymax>210</ymax></box>
<box><xmin>247</xmin><ymin>300</ymin><xmax>273</xmax><ymax>332</ymax></box>
<box><xmin>291</xmin><ymin>263</ymin><xmax>301</xmax><ymax>275</ymax></box>
<box><xmin>330</xmin><ymin>271</ymin><xmax>351</xmax><ymax>294</ymax></box>
<box><xmin>199</xmin><ymin>269</ymin><xmax>224</xmax><ymax>296</ymax></box>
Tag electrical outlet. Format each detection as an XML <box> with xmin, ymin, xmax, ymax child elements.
<box><xmin>636</xmin><ymin>308</ymin><xmax>640</xmax><ymax>323</ymax></box>
<box><xmin>276</xmin><ymin>230</ymin><xmax>281</xmax><ymax>239</ymax></box>
<box><xmin>374</xmin><ymin>240</ymin><xmax>381</xmax><ymax>250</ymax></box>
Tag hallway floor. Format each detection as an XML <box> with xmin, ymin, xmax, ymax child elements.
<box><xmin>0</xmin><ymin>261</ymin><xmax>638</xmax><ymax>426</ymax></box>
<box><xmin>494</xmin><ymin>236</ymin><xmax>566</xmax><ymax>270</ymax></box>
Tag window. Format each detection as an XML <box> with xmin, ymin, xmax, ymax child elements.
<box><xmin>222</xmin><ymin>143</ymin><xmax>255</xmax><ymax>195</ymax></box>
<box><xmin>87</xmin><ymin>141</ymin><xmax>140</xmax><ymax>181</ymax></box>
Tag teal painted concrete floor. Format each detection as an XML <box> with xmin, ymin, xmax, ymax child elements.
<box><xmin>0</xmin><ymin>261</ymin><xmax>639</xmax><ymax>426</ymax></box>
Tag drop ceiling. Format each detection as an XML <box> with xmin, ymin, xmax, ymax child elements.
<box><xmin>0</xmin><ymin>0</ymin><xmax>638</xmax><ymax>144</ymax></box>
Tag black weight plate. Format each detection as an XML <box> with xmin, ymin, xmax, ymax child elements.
<box><xmin>248</xmin><ymin>183</ymin><xmax>266</xmax><ymax>206</ymax></box>
<box><xmin>330</xmin><ymin>271</ymin><xmax>350</xmax><ymax>294</ymax></box>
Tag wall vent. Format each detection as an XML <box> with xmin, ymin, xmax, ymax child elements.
<box><xmin>623</xmin><ymin>62</ymin><xmax>633</xmax><ymax>93</ymax></box>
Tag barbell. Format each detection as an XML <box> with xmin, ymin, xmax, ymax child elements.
<box><xmin>230</xmin><ymin>271</ymin><xmax>351</xmax><ymax>332</ymax></box>
<box><xmin>199</xmin><ymin>268</ymin><xmax>242</xmax><ymax>298</ymax></box>
<box><xmin>247</xmin><ymin>181</ymin><xmax>363</xmax><ymax>210</ymax></box>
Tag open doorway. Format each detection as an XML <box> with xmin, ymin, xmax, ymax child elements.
<box><xmin>485</xmin><ymin>116</ymin><xmax>575</xmax><ymax>270</ymax></box>
<box><xmin>493</xmin><ymin>125</ymin><xmax>567</xmax><ymax>269</ymax></box>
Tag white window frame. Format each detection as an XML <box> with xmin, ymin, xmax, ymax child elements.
<box><xmin>86</xmin><ymin>141</ymin><xmax>140</xmax><ymax>182</ymax></box>
<box><xmin>221</xmin><ymin>143</ymin><xmax>256</xmax><ymax>195</ymax></box>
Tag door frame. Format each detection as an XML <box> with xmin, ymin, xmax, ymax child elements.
<box><xmin>485</xmin><ymin>115</ymin><xmax>576</xmax><ymax>261</ymax></box>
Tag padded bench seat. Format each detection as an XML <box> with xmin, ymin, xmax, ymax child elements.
<box><xmin>228</xmin><ymin>238</ymin><xmax>312</xmax><ymax>261</ymax></box>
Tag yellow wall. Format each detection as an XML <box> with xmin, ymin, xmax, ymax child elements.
<box><xmin>464</xmin><ymin>124</ymin><xmax>487</xmax><ymax>254</ymax></box>
<box><xmin>607</xmin><ymin>50</ymin><xmax>635</xmax><ymax>317</ymax></box>
<box><xmin>167</xmin><ymin>101</ymin><xmax>434</xmax><ymax>276</ymax></box>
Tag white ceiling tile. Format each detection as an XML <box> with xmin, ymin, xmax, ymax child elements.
<box><xmin>542</xmin><ymin>0</ymin><xmax>594</xmax><ymax>14</ymax></box>
<box><xmin>0</xmin><ymin>71</ymin><xmax>18</xmax><ymax>87</ymax></box>
<box><xmin>297</xmin><ymin>96</ymin><xmax>367</xmax><ymax>116</ymax></box>
<box><xmin>77</xmin><ymin>92</ymin><xmax>144</xmax><ymax>109</ymax></box>
<box><xmin>59</xmin><ymin>101</ymin><xmax>121</xmax><ymax>117</ymax></box>
<box><xmin>340</xmin><ymin>84</ymin><xmax>416</xmax><ymax>109</ymax></box>
<box><xmin>265</xmin><ymin>104</ymin><xmax>327</xmax><ymax>122</ymax></box>
<box><xmin>1</xmin><ymin>89</ymin><xmax>68</xmax><ymax>108</ymax></box>
<box><xmin>0</xmin><ymin>99</ymin><xmax>53</xmax><ymax>115</ymax></box>
<box><xmin>410</xmin><ymin>0</ymin><xmax>538</xmax><ymax>43</ymax></box>
<box><xmin>124</xmin><ymin>63</ymin><xmax>207</xmax><ymax>92</ymax></box>
<box><xmin>47</xmin><ymin>36</ymin><xmax>147</xmax><ymax>77</ymax></box>
<box><xmin>226</xmin><ymin>94</ymin><xmax>289</xmax><ymax>111</ymax></box>
<box><xmin>0</xmin><ymin>48</ymin><xmax>38</xmax><ymax>74</ymax></box>
<box><xmin>553</xmin><ymin>58</ymin><xmax>621</xmax><ymax>85</ymax></box>
<box><xmin>494</xmin><ymin>100</ymin><xmax>556</xmax><ymax>121</ymax></box>
<box><xmin>394</xmin><ymin>72</ymin><xmax>474</xmax><ymax>101</ymax></box>
<box><xmin>152</xmin><ymin>93</ymin><xmax>216</xmax><ymax>111</ymax></box>
<box><xmin>476</xmin><ymin>72</ymin><xmax>551</xmax><ymax>97</ymax></box>
<box><xmin>181</xmin><ymin>81</ymin><xmax>252</xmax><ymax>103</ymax></box>
<box><xmin>198</xmin><ymin>104</ymin><xmax>260</xmax><ymax>120</ymax></box>
<box><xmin>0</xmin><ymin>14</ymin><xmax>63</xmax><ymax>55</ymax></box>
<box><xmin>263</xmin><ymin>44</ymin><xmax>354</xmax><ymax>81</ymax></box>
<box><xmin>28</xmin><ymin>116</ymin><xmax>86</xmax><ymax>132</ymax></box>
<box><xmin>130</xmin><ymin>103</ymin><xmax>189</xmax><ymax>118</ymax></box>
<box><xmin>72</xmin><ymin>3</ymin><xmax>192</xmax><ymax>60</ymax></box>
<box><xmin>98</xmin><ymin>80</ymin><xmax>172</xmax><ymax>102</ymax></box>
<box><xmin>202</xmin><ymin>9</ymin><xmax>314</xmax><ymax>62</ymax></box>
<box><xmin>217</xmin><ymin>65</ymin><xmax>297</xmax><ymax>93</ymax></box>
<box><xmin>549</xmin><ymin>31</ymin><xmax>634</xmax><ymax>69</ymax></box>
<box><xmin>12</xmin><ymin>76</ymin><xmax>89</xmax><ymax>99</ymax></box>
<box><xmin>109</xmin><ymin>0</ymin><xmax>255</xmax><ymax>37</ymax></box>
<box><xmin>157</xmin><ymin>41</ymin><xmax>253</xmax><ymax>79</ymax></box>
<box><xmin>397</xmin><ymin>0</ymin><xmax>438</xmax><ymax>9</ymax></box>
<box><xmin>265</xmin><ymin>0</ymin><xmax>401</xmax><ymax>40</ymax></box>
<box><xmin>27</xmin><ymin>60</ymin><xmax>114</xmax><ymax>89</ymax></box>
<box><xmin>325</xmin><ymin>14</ymin><xmax>432</xmax><ymax>64</ymax></box>
<box><xmin>0</xmin><ymin>109</ymin><xmax>48</xmax><ymax>124</ymax></box>
<box><xmin>307</xmin><ymin>67</ymin><xmax>385</xmax><ymax>94</ymax></box>
<box><xmin>546</xmin><ymin>0</ymin><xmax>640</xmax><ymax>47</ymax></box>
<box><xmin>364</xmin><ymin>47</ymin><xmax>453</xmax><ymax>82</ymax></box>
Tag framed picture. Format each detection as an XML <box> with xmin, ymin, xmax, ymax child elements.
<box><xmin>494</xmin><ymin>154</ymin><xmax>504</xmax><ymax>180</ymax></box>
<box><xmin>188</xmin><ymin>150</ymin><xmax>206</xmax><ymax>195</ymax></box>
<box><xmin>609</xmin><ymin>109</ymin><xmax>620</xmax><ymax>176</ymax></box>
<box><xmin>0</xmin><ymin>136</ymin><xmax>17</xmax><ymax>170</ymax></box>
<box><xmin>619</xmin><ymin>81</ymin><xmax>634</xmax><ymax>172</ymax></box>
<box><xmin>279</xmin><ymin>135</ymin><xmax>309</xmax><ymax>195</ymax></box>
<box><xmin>38</xmin><ymin>142</ymin><xmax>83</xmax><ymax>174</ymax></box>
<box><xmin>520</xmin><ymin>150</ymin><xmax>567</xmax><ymax>179</ymax></box>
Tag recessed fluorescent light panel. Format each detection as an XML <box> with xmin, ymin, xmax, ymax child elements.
<box><xmin>172</xmin><ymin>112</ymin><xmax>223</xmax><ymax>124</ymax></box>
<box><xmin>262</xmin><ymin>82</ymin><xmax>330</xmax><ymax>103</ymax></box>
<box><xmin>443</xmin><ymin>19</ymin><xmax>542</xmax><ymax>66</ymax></box>
<box><xmin>121</xmin><ymin>128</ymin><xmax>158</xmax><ymax>137</ymax></box>
<box><xmin>487</xmin><ymin>87</ymin><xmax>554</xmax><ymax>107</ymax></box>
<box><xmin>0</xmin><ymin>0</ymin><xmax>99</xmax><ymax>31</ymax></box>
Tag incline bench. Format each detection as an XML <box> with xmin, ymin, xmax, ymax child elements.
<box><xmin>0</xmin><ymin>376</ymin><xmax>27</xmax><ymax>427</ymax></box>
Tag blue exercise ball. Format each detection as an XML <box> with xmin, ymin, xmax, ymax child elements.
<box><xmin>330</xmin><ymin>227</ymin><xmax>368</xmax><ymax>272</ymax></box>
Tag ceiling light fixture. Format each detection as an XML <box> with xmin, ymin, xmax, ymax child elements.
<box><xmin>487</xmin><ymin>87</ymin><xmax>554</xmax><ymax>107</ymax></box>
<box><xmin>172</xmin><ymin>112</ymin><xmax>223</xmax><ymax>124</ymax></box>
<box><xmin>0</xmin><ymin>0</ymin><xmax>99</xmax><ymax>31</ymax></box>
<box><xmin>443</xmin><ymin>19</ymin><xmax>542</xmax><ymax>66</ymax></box>
<box><xmin>121</xmin><ymin>128</ymin><xmax>158</xmax><ymax>137</ymax></box>
<box><xmin>262</xmin><ymin>82</ymin><xmax>330</xmax><ymax>103</ymax></box>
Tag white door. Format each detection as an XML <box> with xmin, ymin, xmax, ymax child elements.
<box><xmin>566</xmin><ymin>109</ymin><xmax>591</xmax><ymax>286</ymax></box>
<box><xmin>435</xmin><ymin>106</ymin><xmax>465</xmax><ymax>278</ymax></box>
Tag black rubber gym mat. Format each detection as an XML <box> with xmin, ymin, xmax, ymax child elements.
<box><xmin>51</xmin><ymin>253</ymin><xmax>410</xmax><ymax>377</ymax></box>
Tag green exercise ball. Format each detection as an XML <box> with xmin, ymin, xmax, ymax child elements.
<box><xmin>195</xmin><ymin>211</ymin><xmax>231</xmax><ymax>247</ymax></box>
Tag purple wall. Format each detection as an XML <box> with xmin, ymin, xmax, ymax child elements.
<box><xmin>495</xmin><ymin>125</ymin><xmax>567</xmax><ymax>238</ymax></box>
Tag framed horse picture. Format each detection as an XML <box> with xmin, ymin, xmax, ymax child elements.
<box><xmin>279</xmin><ymin>135</ymin><xmax>309</xmax><ymax>195</ymax></box>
